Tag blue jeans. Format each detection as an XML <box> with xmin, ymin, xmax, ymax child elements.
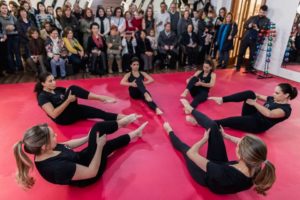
<box><xmin>50</xmin><ymin>57</ymin><xmax>66</xmax><ymax>77</ymax></box>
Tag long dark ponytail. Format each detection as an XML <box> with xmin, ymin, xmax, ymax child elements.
<box><xmin>34</xmin><ymin>72</ymin><xmax>52</xmax><ymax>96</ymax></box>
<box><xmin>278</xmin><ymin>83</ymin><xmax>298</xmax><ymax>100</ymax></box>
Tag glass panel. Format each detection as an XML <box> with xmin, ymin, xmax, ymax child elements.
<box><xmin>281</xmin><ymin>2</ymin><xmax>300</xmax><ymax>73</ymax></box>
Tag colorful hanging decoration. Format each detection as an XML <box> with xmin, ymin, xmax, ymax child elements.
<box><xmin>254</xmin><ymin>22</ymin><xmax>277</xmax><ymax>77</ymax></box>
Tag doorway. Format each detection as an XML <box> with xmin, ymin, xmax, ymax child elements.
<box><xmin>230</xmin><ymin>0</ymin><xmax>267</xmax><ymax>65</ymax></box>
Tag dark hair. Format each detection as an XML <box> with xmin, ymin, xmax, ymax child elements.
<box><xmin>49</xmin><ymin>27</ymin><xmax>58</xmax><ymax>33</ymax></box>
<box><xmin>278</xmin><ymin>83</ymin><xmax>298</xmax><ymax>100</ymax></box>
<box><xmin>260</xmin><ymin>5</ymin><xmax>268</xmax><ymax>11</ymax></box>
<box><xmin>18</xmin><ymin>6</ymin><xmax>27</xmax><ymax>18</ymax></box>
<box><xmin>96</xmin><ymin>6</ymin><xmax>106</xmax><ymax>18</ymax></box>
<box><xmin>90</xmin><ymin>22</ymin><xmax>99</xmax><ymax>30</ymax></box>
<box><xmin>203</xmin><ymin>59</ymin><xmax>214</xmax><ymax>70</ymax></box>
<box><xmin>34</xmin><ymin>72</ymin><xmax>52</xmax><ymax>96</ymax></box>
<box><xmin>145</xmin><ymin>7</ymin><xmax>154</xmax><ymax>20</ymax></box>
<box><xmin>219</xmin><ymin>7</ymin><xmax>227</xmax><ymax>15</ymax></box>
<box><xmin>160</xmin><ymin>2</ymin><xmax>167</xmax><ymax>7</ymax></box>
<box><xmin>37</xmin><ymin>2</ymin><xmax>45</xmax><ymax>14</ymax></box>
<box><xmin>113</xmin><ymin>7</ymin><xmax>123</xmax><ymax>17</ymax></box>
<box><xmin>187</xmin><ymin>23</ymin><xmax>194</xmax><ymax>32</ymax></box>
<box><xmin>130</xmin><ymin>57</ymin><xmax>140</xmax><ymax>65</ymax></box>
<box><xmin>27</xmin><ymin>26</ymin><xmax>39</xmax><ymax>39</ymax></box>
<box><xmin>62</xmin><ymin>26</ymin><xmax>73</xmax><ymax>37</ymax></box>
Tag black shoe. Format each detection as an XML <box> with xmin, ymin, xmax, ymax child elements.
<box><xmin>220</xmin><ymin>65</ymin><xmax>227</xmax><ymax>69</ymax></box>
<box><xmin>235</xmin><ymin>66</ymin><xmax>240</xmax><ymax>71</ymax></box>
<box><xmin>245</xmin><ymin>67</ymin><xmax>256</xmax><ymax>73</ymax></box>
<box><xmin>216</xmin><ymin>64</ymin><xmax>222</xmax><ymax>68</ymax></box>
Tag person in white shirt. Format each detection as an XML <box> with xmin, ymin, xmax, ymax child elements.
<box><xmin>155</xmin><ymin>2</ymin><xmax>170</xmax><ymax>34</ymax></box>
<box><xmin>110</xmin><ymin>7</ymin><xmax>126</xmax><ymax>34</ymax></box>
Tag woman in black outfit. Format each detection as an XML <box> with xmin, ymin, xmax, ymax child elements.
<box><xmin>136</xmin><ymin>30</ymin><xmax>153</xmax><ymax>71</ymax></box>
<box><xmin>35</xmin><ymin>72</ymin><xmax>131</xmax><ymax>125</ymax></box>
<box><xmin>180</xmin><ymin>24</ymin><xmax>199</xmax><ymax>67</ymax></box>
<box><xmin>164</xmin><ymin>99</ymin><xmax>276</xmax><ymax>195</ymax></box>
<box><xmin>208</xmin><ymin>83</ymin><xmax>298</xmax><ymax>133</ymax></box>
<box><xmin>120</xmin><ymin>57</ymin><xmax>163</xmax><ymax>115</ymax></box>
<box><xmin>14</xmin><ymin>120</ymin><xmax>148</xmax><ymax>188</ymax></box>
<box><xmin>87</xmin><ymin>23</ymin><xmax>107</xmax><ymax>75</ymax></box>
<box><xmin>180</xmin><ymin>59</ymin><xmax>216</xmax><ymax>108</ymax></box>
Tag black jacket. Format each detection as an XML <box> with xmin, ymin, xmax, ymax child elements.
<box><xmin>136</xmin><ymin>37</ymin><xmax>153</xmax><ymax>55</ymax></box>
<box><xmin>180</xmin><ymin>31</ymin><xmax>199</xmax><ymax>46</ymax></box>
<box><xmin>243</xmin><ymin>15</ymin><xmax>270</xmax><ymax>40</ymax></box>
<box><xmin>87</xmin><ymin>35</ymin><xmax>107</xmax><ymax>54</ymax></box>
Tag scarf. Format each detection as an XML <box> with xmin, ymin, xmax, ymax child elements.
<box><xmin>92</xmin><ymin>34</ymin><xmax>103</xmax><ymax>49</ymax></box>
<box><xmin>98</xmin><ymin>16</ymin><xmax>105</xmax><ymax>34</ymax></box>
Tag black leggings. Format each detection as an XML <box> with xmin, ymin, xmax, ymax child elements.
<box><xmin>129</xmin><ymin>79</ymin><xmax>158</xmax><ymax>111</ymax></box>
<box><xmin>215</xmin><ymin>90</ymin><xmax>265</xmax><ymax>133</ymax></box>
<box><xmin>186</xmin><ymin>77</ymin><xmax>209</xmax><ymax>108</ymax></box>
<box><xmin>169</xmin><ymin>109</ymin><xmax>228</xmax><ymax>186</ymax></box>
<box><xmin>70</xmin><ymin>121</ymin><xmax>131</xmax><ymax>187</ymax></box>
<box><xmin>54</xmin><ymin>85</ymin><xmax>118</xmax><ymax>125</ymax></box>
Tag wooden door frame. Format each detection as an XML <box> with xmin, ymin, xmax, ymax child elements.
<box><xmin>229</xmin><ymin>0</ymin><xmax>267</xmax><ymax>65</ymax></box>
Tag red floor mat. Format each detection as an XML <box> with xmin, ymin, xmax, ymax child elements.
<box><xmin>0</xmin><ymin>70</ymin><xmax>299</xmax><ymax>200</ymax></box>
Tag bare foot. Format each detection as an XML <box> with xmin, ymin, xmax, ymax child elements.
<box><xmin>103</xmin><ymin>97</ymin><xmax>117</xmax><ymax>103</ymax></box>
<box><xmin>180</xmin><ymin>89</ymin><xmax>188</xmax><ymax>98</ymax></box>
<box><xmin>208</xmin><ymin>97</ymin><xmax>223</xmax><ymax>105</ymax></box>
<box><xmin>118</xmin><ymin>114</ymin><xmax>143</xmax><ymax>127</ymax></box>
<box><xmin>156</xmin><ymin>108</ymin><xmax>163</xmax><ymax>115</ymax></box>
<box><xmin>129</xmin><ymin>121</ymin><xmax>148</xmax><ymax>139</ymax></box>
<box><xmin>163</xmin><ymin>122</ymin><xmax>173</xmax><ymax>135</ymax></box>
<box><xmin>186</xmin><ymin>116</ymin><xmax>197</xmax><ymax>126</ymax></box>
<box><xmin>180</xmin><ymin>99</ymin><xmax>193</xmax><ymax>115</ymax></box>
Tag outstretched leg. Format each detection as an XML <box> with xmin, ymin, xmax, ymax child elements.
<box><xmin>163</xmin><ymin>122</ymin><xmax>207</xmax><ymax>186</ymax></box>
<box><xmin>180</xmin><ymin>100</ymin><xmax>228</xmax><ymax>162</ymax></box>
<box><xmin>181</xmin><ymin>76</ymin><xmax>199</xmax><ymax>97</ymax></box>
<box><xmin>135</xmin><ymin>79</ymin><xmax>163</xmax><ymax>115</ymax></box>
<box><xmin>209</xmin><ymin>90</ymin><xmax>258</xmax><ymax>116</ymax></box>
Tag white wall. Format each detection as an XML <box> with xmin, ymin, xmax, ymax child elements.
<box><xmin>255</xmin><ymin>0</ymin><xmax>300</xmax><ymax>82</ymax></box>
<box><xmin>211</xmin><ymin>0</ymin><xmax>232</xmax><ymax>13</ymax></box>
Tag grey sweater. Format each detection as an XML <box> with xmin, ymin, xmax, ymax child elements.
<box><xmin>0</xmin><ymin>14</ymin><xmax>18</xmax><ymax>35</ymax></box>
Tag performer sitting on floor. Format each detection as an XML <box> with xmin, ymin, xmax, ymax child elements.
<box><xmin>180</xmin><ymin>59</ymin><xmax>216</xmax><ymax>108</ymax></box>
<box><xmin>35</xmin><ymin>72</ymin><xmax>131</xmax><ymax>125</ymax></box>
<box><xmin>120</xmin><ymin>57</ymin><xmax>163</xmax><ymax>115</ymax></box>
<box><xmin>163</xmin><ymin>107</ymin><xmax>276</xmax><ymax>195</ymax></box>
<box><xmin>206</xmin><ymin>83</ymin><xmax>298</xmax><ymax>133</ymax></box>
<box><xmin>14</xmin><ymin>118</ymin><xmax>148</xmax><ymax>188</ymax></box>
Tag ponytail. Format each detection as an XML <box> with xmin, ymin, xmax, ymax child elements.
<box><xmin>34</xmin><ymin>72</ymin><xmax>52</xmax><ymax>96</ymax></box>
<box><xmin>13</xmin><ymin>141</ymin><xmax>35</xmax><ymax>189</ymax></box>
<box><xmin>291</xmin><ymin>87</ymin><xmax>298</xmax><ymax>100</ymax></box>
<box><xmin>278</xmin><ymin>83</ymin><xmax>298</xmax><ymax>100</ymax></box>
<box><xmin>34</xmin><ymin>82</ymin><xmax>43</xmax><ymax>96</ymax></box>
<box><xmin>253</xmin><ymin>161</ymin><xmax>276</xmax><ymax>195</ymax></box>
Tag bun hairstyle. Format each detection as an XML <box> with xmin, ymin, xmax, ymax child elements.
<box><xmin>278</xmin><ymin>83</ymin><xmax>298</xmax><ymax>100</ymax></box>
<box><xmin>13</xmin><ymin>124</ymin><xmax>50</xmax><ymax>189</ymax></box>
<box><xmin>238</xmin><ymin>135</ymin><xmax>276</xmax><ymax>195</ymax></box>
<box><xmin>130</xmin><ymin>57</ymin><xmax>140</xmax><ymax>65</ymax></box>
<box><xmin>34</xmin><ymin>72</ymin><xmax>52</xmax><ymax>96</ymax></box>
